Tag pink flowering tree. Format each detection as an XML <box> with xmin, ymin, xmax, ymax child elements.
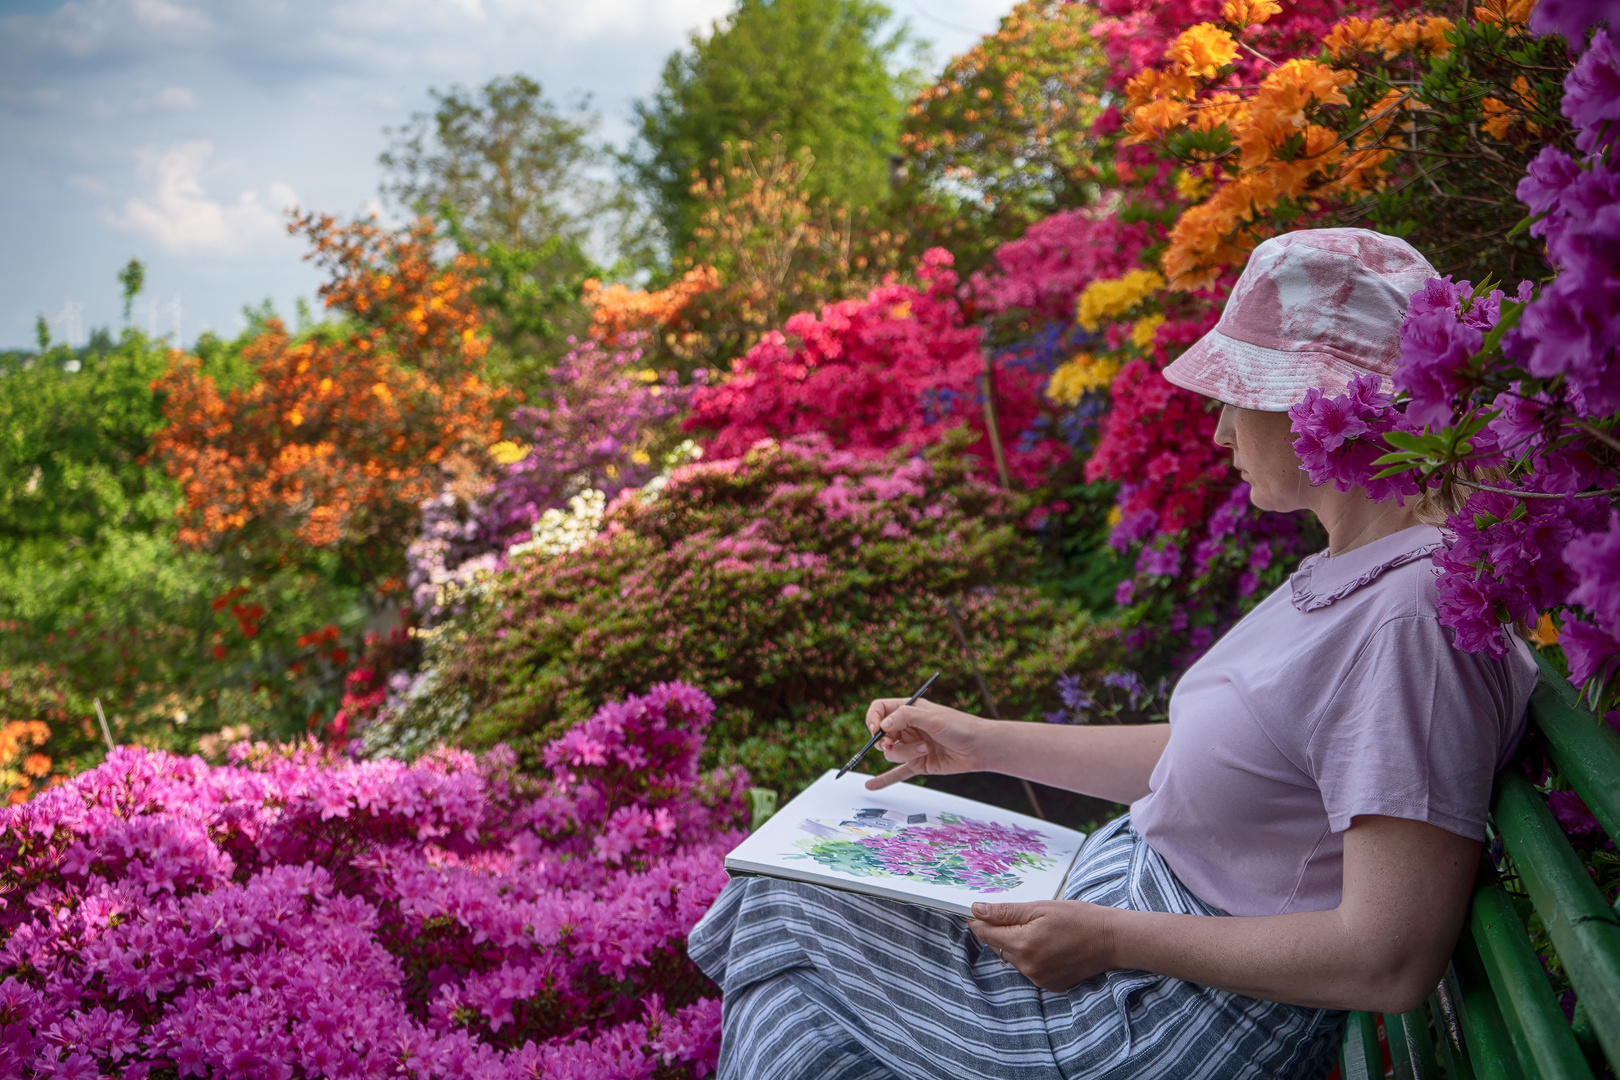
<box><xmin>1285</xmin><ymin>23</ymin><xmax>1620</xmax><ymax>716</ymax></box>
<box><xmin>0</xmin><ymin>682</ymin><xmax>745</xmax><ymax>1079</ymax></box>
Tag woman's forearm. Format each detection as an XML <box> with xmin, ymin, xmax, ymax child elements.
<box><xmin>978</xmin><ymin>721</ymin><xmax>1170</xmax><ymax>805</ymax></box>
<box><xmin>1102</xmin><ymin>906</ymin><xmax>1435</xmax><ymax>1013</ymax></box>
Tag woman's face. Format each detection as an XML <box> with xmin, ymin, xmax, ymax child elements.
<box><xmin>1213</xmin><ymin>404</ymin><xmax>1313</xmax><ymax>513</ymax></box>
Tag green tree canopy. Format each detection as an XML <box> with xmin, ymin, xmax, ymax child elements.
<box><xmin>379</xmin><ymin>74</ymin><xmax>646</xmax><ymax>378</ymax></box>
<box><xmin>632</xmin><ymin>0</ymin><xmax>920</xmax><ymax>254</ymax></box>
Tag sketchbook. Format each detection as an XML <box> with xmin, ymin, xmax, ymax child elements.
<box><xmin>724</xmin><ymin>770</ymin><xmax>1087</xmax><ymax>917</ymax></box>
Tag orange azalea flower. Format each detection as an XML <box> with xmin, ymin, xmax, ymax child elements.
<box><xmin>1322</xmin><ymin>17</ymin><xmax>1392</xmax><ymax>59</ymax></box>
<box><xmin>1124</xmin><ymin>98</ymin><xmax>1193</xmax><ymax>145</ymax></box>
<box><xmin>1165</xmin><ymin>23</ymin><xmax>1240</xmax><ymax>79</ymax></box>
<box><xmin>1476</xmin><ymin>0</ymin><xmax>1536</xmax><ymax>30</ymax></box>
<box><xmin>1378</xmin><ymin>16</ymin><xmax>1455</xmax><ymax>59</ymax></box>
<box><xmin>1482</xmin><ymin>76</ymin><xmax>1540</xmax><ymax>138</ymax></box>
<box><xmin>1125</xmin><ymin>67</ymin><xmax>1197</xmax><ymax>107</ymax></box>
<box><xmin>1190</xmin><ymin>92</ymin><xmax>1250</xmax><ymax>134</ymax></box>
<box><xmin>1222</xmin><ymin>0</ymin><xmax>1283</xmax><ymax>29</ymax></box>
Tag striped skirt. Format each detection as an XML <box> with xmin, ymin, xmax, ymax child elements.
<box><xmin>687</xmin><ymin>816</ymin><xmax>1345</xmax><ymax>1080</ymax></box>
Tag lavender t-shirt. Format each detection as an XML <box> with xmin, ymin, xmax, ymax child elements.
<box><xmin>1130</xmin><ymin>525</ymin><xmax>1537</xmax><ymax>917</ymax></box>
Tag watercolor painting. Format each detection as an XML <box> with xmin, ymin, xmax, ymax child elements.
<box><xmin>787</xmin><ymin>807</ymin><xmax>1057</xmax><ymax>893</ymax></box>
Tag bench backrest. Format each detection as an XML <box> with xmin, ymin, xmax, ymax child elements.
<box><xmin>1339</xmin><ymin>652</ymin><xmax>1620</xmax><ymax>1080</ymax></box>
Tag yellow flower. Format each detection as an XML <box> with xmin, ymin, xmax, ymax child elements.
<box><xmin>637</xmin><ymin>368</ymin><xmax>660</xmax><ymax>383</ymax></box>
<box><xmin>1106</xmin><ymin>506</ymin><xmax>1123</xmax><ymax>528</ymax></box>
<box><xmin>630</xmin><ymin>448</ymin><xmax>652</xmax><ymax>466</ymax></box>
<box><xmin>1076</xmin><ymin>270</ymin><xmax>1165</xmax><ymax>331</ymax></box>
<box><xmin>1165</xmin><ymin>24</ymin><xmax>1239</xmax><ymax>79</ymax></box>
<box><xmin>489</xmin><ymin>440</ymin><xmax>531</xmax><ymax>465</ymax></box>
<box><xmin>1222</xmin><ymin>0</ymin><xmax>1282</xmax><ymax>27</ymax></box>
<box><xmin>1174</xmin><ymin>169</ymin><xmax>1214</xmax><ymax>201</ymax></box>
<box><xmin>1046</xmin><ymin>355</ymin><xmax>1122</xmax><ymax>405</ymax></box>
<box><xmin>1529</xmin><ymin>612</ymin><xmax>1560</xmax><ymax>647</ymax></box>
<box><xmin>1131</xmin><ymin>314</ymin><xmax>1166</xmax><ymax>350</ymax></box>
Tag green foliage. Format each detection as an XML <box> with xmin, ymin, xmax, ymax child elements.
<box><xmin>0</xmin><ymin>330</ymin><xmax>371</xmax><ymax>763</ymax></box>
<box><xmin>632</xmin><ymin>0</ymin><xmax>921</xmax><ymax>253</ymax></box>
<box><xmin>890</xmin><ymin>0</ymin><xmax>1111</xmax><ymax>271</ymax></box>
<box><xmin>380</xmin><ymin>74</ymin><xmax>642</xmax><ymax>372</ymax></box>
<box><xmin>370</xmin><ymin>433</ymin><xmax>1112</xmax><ymax>795</ymax></box>
<box><xmin>117</xmin><ymin>258</ymin><xmax>145</xmax><ymax>322</ymax></box>
<box><xmin>1036</xmin><ymin>478</ymin><xmax>1126</xmax><ymax>612</ymax></box>
<box><xmin>1323</xmin><ymin>17</ymin><xmax>1574</xmax><ymax>283</ymax></box>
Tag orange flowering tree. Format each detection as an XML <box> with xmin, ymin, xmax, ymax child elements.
<box><xmin>1123</xmin><ymin>0</ymin><xmax>1574</xmax><ymax>287</ymax></box>
<box><xmin>152</xmin><ymin>215</ymin><xmax>506</xmax><ymax>589</ymax></box>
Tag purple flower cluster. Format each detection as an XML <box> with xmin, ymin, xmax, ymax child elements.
<box><xmin>1511</xmin><ymin>31</ymin><xmax>1620</xmax><ymax>416</ymax></box>
<box><xmin>482</xmin><ymin>339</ymin><xmax>693</xmax><ymax>552</ymax></box>
<box><xmin>1396</xmin><ymin>279</ymin><xmax>1534</xmax><ymax>431</ymax></box>
<box><xmin>1433</xmin><ymin>486</ymin><xmax>1610</xmax><ymax>658</ymax></box>
<box><xmin>1561</xmin><ymin>508</ymin><xmax>1620</xmax><ymax>684</ymax></box>
<box><xmin>0</xmin><ymin>683</ymin><xmax>745</xmax><ymax>1079</ymax></box>
<box><xmin>1290</xmin><ymin>375</ymin><xmax>1423</xmax><ymax>501</ymax></box>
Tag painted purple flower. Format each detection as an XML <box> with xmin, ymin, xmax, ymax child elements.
<box><xmin>1564</xmin><ymin>29</ymin><xmax>1620</xmax><ymax>152</ymax></box>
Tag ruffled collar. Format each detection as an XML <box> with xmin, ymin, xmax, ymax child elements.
<box><xmin>1289</xmin><ymin>525</ymin><xmax>1444</xmax><ymax>612</ymax></box>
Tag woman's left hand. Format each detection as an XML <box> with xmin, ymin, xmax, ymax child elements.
<box><xmin>968</xmin><ymin>900</ymin><xmax>1118</xmax><ymax>991</ymax></box>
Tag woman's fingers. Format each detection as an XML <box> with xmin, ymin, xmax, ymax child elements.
<box><xmin>864</xmin><ymin>762</ymin><xmax>919</xmax><ymax>790</ymax></box>
<box><xmin>864</xmin><ymin>697</ymin><xmax>906</xmax><ymax>735</ymax></box>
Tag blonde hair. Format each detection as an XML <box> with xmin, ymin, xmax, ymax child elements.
<box><xmin>1409</xmin><ymin>466</ymin><xmax>1511</xmax><ymax>526</ymax></box>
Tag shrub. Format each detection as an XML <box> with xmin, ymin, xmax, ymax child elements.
<box><xmin>371</xmin><ymin>433</ymin><xmax>1111</xmax><ymax>795</ymax></box>
<box><xmin>0</xmin><ymin>682</ymin><xmax>743</xmax><ymax>1079</ymax></box>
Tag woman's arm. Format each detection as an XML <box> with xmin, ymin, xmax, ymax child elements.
<box><xmin>863</xmin><ymin>698</ymin><xmax>1170</xmax><ymax>804</ymax></box>
<box><xmin>969</xmin><ymin>814</ymin><xmax>1480</xmax><ymax>1014</ymax></box>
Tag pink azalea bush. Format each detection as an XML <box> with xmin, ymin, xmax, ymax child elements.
<box><xmin>0</xmin><ymin>682</ymin><xmax>745</xmax><ymax>1079</ymax></box>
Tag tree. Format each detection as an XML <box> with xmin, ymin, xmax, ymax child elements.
<box><xmin>632</xmin><ymin>0</ymin><xmax>921</xmax><ymax>252</ymax></box>
<box><xmin>890</xmin><ymin>0</ymin><xmax>1114</xmax><ymax>273</ymax></box>
<box><xmin>150</xmin><ymin>214</ymin><xmax>505</xmax><ymax>591</ymax></box>
<box><xmin>379</xmin><ymin>75</ymin><xmax>637</xmax><ymax>369</ymax></box>
<box><xmin>118</xmin><ymin>258</ymin><xmax>145</xmax><ymax>322</ymax></box>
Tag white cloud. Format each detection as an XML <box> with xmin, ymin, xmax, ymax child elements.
<box><xmin>112</xmin><ymin>140</ymin><xmax>296</xmax><ymax>253</ymax></box>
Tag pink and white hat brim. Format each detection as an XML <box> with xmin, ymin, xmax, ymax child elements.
<box><xmin>1163</xmin><ymin>330</ymin><xmax>1396</xmax><ymax>413</ymax></box>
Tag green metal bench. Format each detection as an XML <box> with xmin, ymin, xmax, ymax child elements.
<box><xmin>1339</xmin><ymin>652</ymin><xmax>1620</xmax><ymax>1080</ymax></box>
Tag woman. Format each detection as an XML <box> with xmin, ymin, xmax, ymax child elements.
<box><xmin>687</xmin><ymin>228</ymin><xmax>1538</xmax><ymax>1080</ymax></box>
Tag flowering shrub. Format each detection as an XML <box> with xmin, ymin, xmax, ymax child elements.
<box><xmin>151</xmin><ymin>216</ymin><xmax>505</xmax><ymax>589</ymax></box>
<box><xmin>0</xmin><ymin>682</ymin><xmax>745</xmax><ymax>1078</ymax></box>
<box><xmin>371</xmin><ymin>434</ymin><xmax>1112</xmax><ymax>795</ymax></box>
<box><xmin>687</xmin><ymin>248</ymin><xmax>1067</xmax><ymax>487</ymax></box>
<box><xmin>1278</xmin><ymin>21</ymin><xmax>1619</xmax><ymax>713</ymax></box>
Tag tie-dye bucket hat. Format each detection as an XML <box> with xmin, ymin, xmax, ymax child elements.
<box><xmin>1162</xmin><ymin>228</ymin><xmax>1436</xmax><ymax>411</ymax></box>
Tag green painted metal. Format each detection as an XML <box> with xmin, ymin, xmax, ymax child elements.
<box><xmin>1385</xmin><ymin>1007</ymin><xmax>1437</xmax><ymax>1080</ymax></box>
<box><xmin>1430</xmin><ymin>984</ymin><xmax>1476</xmax><ymax>1080</ymax></box>
<box><xmin>1469</xmin><ymin>881</ymin><xmax>1595</xmax><ymax>1080</ymax></box>
<box><xmin>1453</xmin><ymin>928</ymin><xmax>1526</xmax><ymax>1080</ymax></box>
<box><xmin>1529</xmin><ymin>652</ymin><xmax>1620</xmax><ymax>844</ymax></box>
<box><xmin>1340</xmin><ymin>1010</ymin><xmax>1384</xmax><ymax>1080</ymax></box>
<box><xmin>1494</xmin><ymin>773</ymin><xmax>1620</xmax><ymax>1071</ymax></box>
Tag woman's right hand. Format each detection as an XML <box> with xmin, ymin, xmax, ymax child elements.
<box><xmin>862</xmin><ymin>697</ymin><xmax>994</xmax><ymax>790</ymax></box>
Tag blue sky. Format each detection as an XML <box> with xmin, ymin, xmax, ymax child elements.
<box><xmin>0</xmin><ymin>0</ymin><xmax>1011</xmax><ymax>350</ymax></box>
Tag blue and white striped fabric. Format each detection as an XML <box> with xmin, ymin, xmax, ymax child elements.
<box><xmin>688</xmin><ymin>816</ymin><xmax>1345</xmax><ymax>1080</ymax></box>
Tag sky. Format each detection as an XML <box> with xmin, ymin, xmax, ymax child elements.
<box><xmin>0</xmin><ymin>0</ymin><xmax>1014</xmax><ymax>350</ymax></box>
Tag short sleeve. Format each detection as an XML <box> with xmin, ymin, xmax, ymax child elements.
<box><xmin>1304</xmin><ymin>615</ymin><xmax>1533</xmax><ymax>839</ymax></box>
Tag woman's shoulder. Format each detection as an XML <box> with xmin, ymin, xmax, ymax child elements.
<box><xmin>1287</xmin><ymin>524</ymin><xmax>1445</xmax><ymax>617</ymax></box>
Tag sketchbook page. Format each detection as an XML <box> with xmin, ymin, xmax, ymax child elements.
<box><xmin>724</xmin><ymin>770</ymin><xmax>1087</xmax><ymax>918</ymax></box>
